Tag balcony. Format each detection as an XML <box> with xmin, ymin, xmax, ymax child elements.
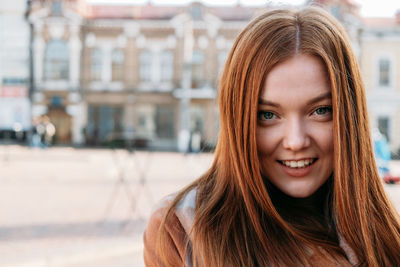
<box><xmin>138</xmin><ymin>81</ymin><xmax>175</xmax><ymax>92</ymax></box>
<box><xmin>39</xmin><ymin>80</ymin><xmax>70</xmax><ymax>91</ymax></box>
<box><xmin>173</xmin><ymin>86</ymin><xmax>216</xmax><ymax>99</ymax></box>
<box><xmin>89</xmin><ymin>81</ymin><xmax>124</xmax><ymax>91</ymax></box>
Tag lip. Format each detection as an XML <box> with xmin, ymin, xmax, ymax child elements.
<box><xmin>278</xmin><ymin>159</ymin><xmax>317</xmax><ymax>177</ymax></box>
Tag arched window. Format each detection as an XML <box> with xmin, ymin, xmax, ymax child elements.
<box><xmin>111</xmin><ymin>49</ymin><xmax>124</xmax><ymax>81</ymax></box>
<box><xmin>160</xmin><ymin>50</ymin><xmax>174</xmax><ymax>82</ymax></box>
<box><xmin>378</xmin><ymin>58</ymin><xmax>391</xmax><ymax>87</ymax></box>
<box><xmin>139</xmin><ymin>50</ymin><xmax>152</xmax><ymax>82</ymax></box>
<box><xmin>44</xmin><ymin>40</ymin><xmax>69</xmax><ymax>80</ymax></box>
<box><xmin>191</xmin><ymin>50</ymin><xmax>204</xmax><ymax>88</ymax></box>
<box><xmin>90</xmin><ymin>48</ymin><xmax>103</xmax><ymax>81</ymax></box>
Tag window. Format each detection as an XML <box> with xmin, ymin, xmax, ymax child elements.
<box><xmin>111</xmin><ymin>49</ymin><xmax>124</xmax><ymax>81</ymax></box>
<box><xmin>136</xmin><ymin>106</ymin><xmax>155</xmax><ymax>137</ymax></box>
<box><xmin>50</xmin><ymin>96</ymin><xmax>63</xmax><ymax>108</ymax></box>
<box><xmin>190</xmin><ymin>4</ymin><xmax>202</xmax><ymax>20</ymax></box>
<box><xmin>191</xmin><ymin>51</ymin><xmax>204</xmax><ymax>88</ymax></box>
<box><xmin>155</xmin><ymin>106</ymin><xmax>175</xmax><ymax>139</ymax></box>
<box><xmin>2</xmin><ymin>77</ymin><xmax>26</xmax><ymax>85</ymax></box>
<box><xmin>379</xmin><ymin>58</ymin><xmax>390</xmax><ymax>87</ymax></box>
<box><xmin>160</xmin><ymin>51</ymin><xmax>174</xmax><ymax>82</ymax></box>
<box><xmin>378</xmin><ymin>117</ymin><xmax>390</xmax><ymax>142</ymax></box>
<box><xmin>52</xmin><ymin>0</ymin><xmax>62</xmax><ymax>16</ymax></box>
<box><xmin>90</xmin><ymin>48</ymin><xmax>102</xmax><ymax>81</ymax></box>
<box><xmin>190</xmin><ymin>106</ymin><xmax>204</xmax><ymax>133</ymax></box>
<box><xmin>139</xmin><ymin>51</ymin><xmax>152</xmax><ymax>82</ymax></box>
<box><xmin>44</xmin><ymin>40</ymin><xmax>69</xmax><ymax>80</ymax></box>
<box><xmin>86</xmin><ymin>105</ymin><xmax>123</xmax><ymax>145</ymax></box>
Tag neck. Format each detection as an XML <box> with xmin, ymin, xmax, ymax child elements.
<box><xmin>264</xmin><ymin>176</ymin><xmax>340</xmax><ymax>251</ymax></box>
<box><xmin>266</xmin><ymin>177</ymin><xmax>333</xmax><ymax>221</ymax></box>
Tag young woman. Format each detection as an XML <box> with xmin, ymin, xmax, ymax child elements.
<box><xmin>144</xmin><ymin>6</ymin><xmax>400</xmax><ymax>266</ymax></box>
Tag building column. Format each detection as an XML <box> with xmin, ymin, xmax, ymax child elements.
<box><xmin>67</xmin><ymin>102</ymin><xmax>86</xmax><ymax>145</ymax></box>
<box><xmin>32</xmin><ymin>23</ymin><xmax>46</xmax><ymax>118</ymax></box>
<box><xmin>69</xmin><ymin>24</ymin><xmax>81</xmax><ymax>89</ymax></box>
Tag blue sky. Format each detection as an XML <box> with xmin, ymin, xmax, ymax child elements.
<box><xmin>86</xmin><ymin>0</ymin><xmax>400</xmax><ymax>17</ymax></box>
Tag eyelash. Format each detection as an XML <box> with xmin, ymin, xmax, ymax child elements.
<box><xmin>257</xmin><ymin>106</ymin><xmax>333</xmax><ymax>122</ymax></box>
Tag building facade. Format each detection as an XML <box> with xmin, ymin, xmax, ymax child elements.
<box><xmin>0</xmin><ymin>0</ymin><xmax>31</xmax><ymax>140</ymax></box>
<box><xmin>27</xmin><ymin>0</ymin><xmax>400</xmax><ymax>153</ymax></box>
<box><xmin>28</xmin><ymin>0</ymin><xmax>263</xmax><ymax>150</ymax></box>
<box><xmin>28</xmin><ymin>0</ymin><xmax>84</xmax><ymax>145</ymax></box>
<box><xmin>360</xmin><ymin>14</ymin><xmax>400</xmax><ymax>153</ymax></box>
<box><xmin>309</xmin><ymin>0</ymin><xmax>363</xmax><ymax>57</ymax></box>
<box><xmin>312</xmin><ymin>0</ymin><xmax>400</xmax><ymax>155</ymax></box>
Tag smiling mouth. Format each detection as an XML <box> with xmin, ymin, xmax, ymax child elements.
<box><xmin>277</xmin><ymin>158</ymin><xmax>317</xmax><ymax>168</ymax></box>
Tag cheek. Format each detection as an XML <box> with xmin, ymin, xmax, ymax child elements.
<box><xmin>320</xmin><ymin>125</ymin><xmax>333</xmax><ymax>152</ymax></box>
<box><xmin>311</xmin><ymin>123</ymin><xmax>334</xmax><ymax>156</ymax></box>
<box><xmin>256</xmin><ymin>128</ymin><xmax>280</xmax><ymax>156</ymax></box>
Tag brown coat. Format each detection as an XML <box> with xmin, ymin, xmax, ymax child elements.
<box><xmin>144</xmin><ymin>205</ymin><xmax>187</xmax><ymax>267</ymax></box>
<box><xmin>143</xmin><ymin>190</ymin><xmax>357</xmax><ymax>266</ymax></box>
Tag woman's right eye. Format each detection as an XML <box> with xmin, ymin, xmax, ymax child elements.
<box><xmin>258</xmin><ymin>111</ymin><xmax>276</xmax><ymax>121</ymax></box>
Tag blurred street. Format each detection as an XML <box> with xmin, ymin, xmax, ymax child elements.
<box><xmin>1</xmin><ymin>146</ymin><xmax>400</xmax><ymax>267</ymax></box>
<box><xmin>0</xmin><ymin>145</ymin><xmax>214</xmax><ymax>267</ymax></box>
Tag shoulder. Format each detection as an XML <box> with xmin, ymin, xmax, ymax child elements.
<box><xmin>143</xmin><ymin>189</ymin><xmax>197</xmax><ymax>267</ymax></box>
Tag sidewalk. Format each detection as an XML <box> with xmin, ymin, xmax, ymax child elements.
<box><xmin>0</xmin><ymin>146</ymin><xmax>214</xmax><ymax>267</ymax></box>
<box><xmin>0</xmin><ymin>234</ymin><xmax>143</xmax><ymax>267</ymax></box>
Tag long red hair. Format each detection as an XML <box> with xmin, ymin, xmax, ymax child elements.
<box><xmin>159</xmin><ymin>6</ymin><xmax>400</xmax><ymax>266</ymax></box>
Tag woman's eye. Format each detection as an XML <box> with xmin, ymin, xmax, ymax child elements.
<box><xmin>313</xmin><ymin>106</ymin><xmax>332</xmax><ymax>116</ymax></box>
<box><xmin>258</xmin><ymin>111</ymin><xmax>275</xmax><ymax>120</ymax></box>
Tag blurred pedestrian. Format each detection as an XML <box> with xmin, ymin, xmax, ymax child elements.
<box><xmin>30</xmin><ymin>117</ymin><xmax>41</xmax><ymax>147</ymax></box>
<box><xmin>144</xmin><ymin>6</ymin><xmax>400</xmax><ymax>266</ymax></box>
<box><xmin>190</xmin><ymin>130</ymin><xmax>201</xmax><ymax>153</ymax></box>
<box><xmin>43</xmin><ymin>116</ymin><xmax>56</xmax><ymax>147</ymax></box>
<box><xmin>34</xmin><ymin>116</ymin><xmax>46</xmax><ymax>148</ymax></box>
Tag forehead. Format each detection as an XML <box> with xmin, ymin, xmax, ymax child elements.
<box><xmin>260</xmin><ymin>54</ymin><xmax>330</xmax><ymax>102</ymax></box>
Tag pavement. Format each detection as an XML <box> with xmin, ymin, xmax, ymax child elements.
<box><xmin>0</xmin><ymin>145</ymin><xmax>214</xmax><ymax>267</ymax></box>
<box><xmin>1</xmin><ymin>145</ymin><xmax>400</xmax><ymax>267</ymax></box>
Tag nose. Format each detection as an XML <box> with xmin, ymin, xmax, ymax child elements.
<box><xmin>282</xmin><ymin>117</ymin><xmax>311</xmax><ymax>151</ymax></box>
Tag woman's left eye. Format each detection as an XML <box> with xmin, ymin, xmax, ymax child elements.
<box><xmin>313</xmin><ymin>106</ymin><xmax>332</xmax><ymax>116</ymax></box>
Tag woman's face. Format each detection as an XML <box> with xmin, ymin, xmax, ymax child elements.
<box><xmin>257</xmin><ymin>54</ymin><xmax>333</xmax><ymax>198</ymax></box>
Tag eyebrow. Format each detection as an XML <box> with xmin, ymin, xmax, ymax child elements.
<box><xmin>258</xmin><ymin>91</ymin><xmax>332</xmax><ymax>107</ymax></box>
<box><xmin>306</xmin><ymin>91</ymin><xmax>332</xmax><ymax>105</ymax></box>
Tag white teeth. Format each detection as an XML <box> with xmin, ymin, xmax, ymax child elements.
<box><xmin>282</xmin><ymin>159</ymin><xmax>314</xmax><ymax>168</ymax></box>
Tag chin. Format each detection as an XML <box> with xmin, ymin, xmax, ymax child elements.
<box><xmin>280</xmin><ymin>185</ymin><xmax>319</xmax><ymax>199</ymax></box>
